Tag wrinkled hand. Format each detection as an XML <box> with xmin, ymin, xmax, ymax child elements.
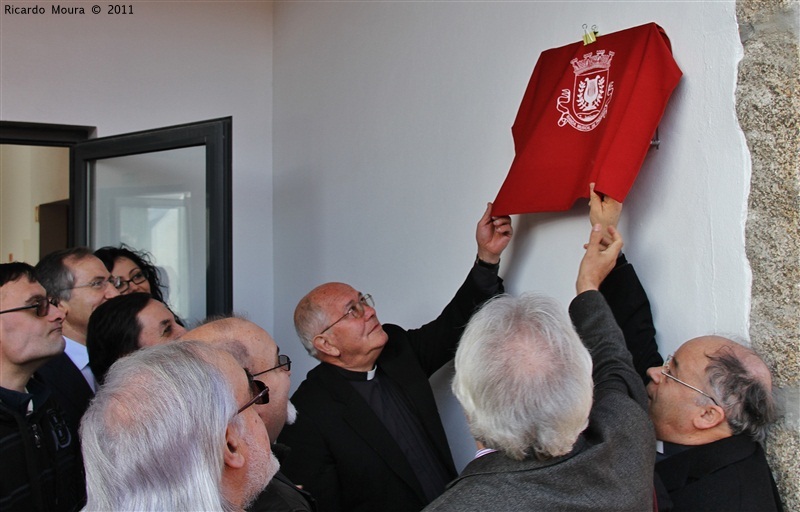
<box><xmin>588</xmin><ymin>183</ymin><xmax>622</xmax><ymax>246</ymax></box>
<box><xmin>476</xmin><ymin>202</ymin><xmax>513</xmax><ymax>264</ymax></box>
<box><xmin>576</xmin><ymin>224</ymin><xmax>623</xmax><ymax>294</ymax></box>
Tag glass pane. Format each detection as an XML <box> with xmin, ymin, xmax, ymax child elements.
<box><xmin>90</xmin><ymin>146</ymin><xmax>206</xmax><ymax>323</ymax></box>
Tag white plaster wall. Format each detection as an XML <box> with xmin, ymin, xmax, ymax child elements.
<box><xmin>0</xmin><ymin>2</ymin><xmax>274</xmax><ymax>329</ymax></box>
<box><xmin>273</xmin><ymin>1</ymin><xmax>750</xmax><ymax>471</ymax></box>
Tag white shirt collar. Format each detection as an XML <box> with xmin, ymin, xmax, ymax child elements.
<box><xmin>63</xmin><ymin>336</ymin><xmax>97</xmax><ymax>392</ymax></box>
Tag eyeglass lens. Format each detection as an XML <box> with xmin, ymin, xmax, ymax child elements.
<box><xmin>237</xmin><ymin>371</ymin><xmax>270</xmax><ymax>415</ymax></box>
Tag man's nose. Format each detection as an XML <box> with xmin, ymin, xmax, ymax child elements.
<box><xmin>48</xmin><ymin>304</ymin><xmax>65</xmax><ymax>323</ymax></box>
<box><xmin>646</xmin><ymin>366</ymin><xmax>662</xmax><ymax>384</ymax></box>
<box><xmin>105</xmin><ymin>283</ymin><xmax>121</xmax><ymax>298</ymax></box>
<box><xmin>363</xmin><ymin>303</ymin><xmax>377</xmax><ymax>320</ymax></box>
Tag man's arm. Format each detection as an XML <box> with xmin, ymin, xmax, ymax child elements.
<box><xmin>403</xmin><ymin>203</ymin><xmax>511</xmax><ymax>375</ymax></box>
<box><xmin>571</xmin><ymin>225</ymin><xmax>649</xmax><ymax>409</ymax></box>
<box><xmin>588</xmin><ymin>183</ymin><xmax>663</xmax><ymax>383</ymax></box>
<box><xmin>600</xmin><ymin>255</ymin><xmax>663</xmax><ymax>383</ymax></box>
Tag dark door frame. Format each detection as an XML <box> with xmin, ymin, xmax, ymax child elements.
<box><xmin>0</xmin><ymin>121</ymin><xmax>96</xmax><ymax>247</ymax></box>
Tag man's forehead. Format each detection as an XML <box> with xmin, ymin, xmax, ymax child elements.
<box><xmin>0</xmin><ymin>277</ymin><xmax>44</xmax><ymax>301</ymax></box>
<box><xmin>675</xmin><ymin>336</ymin><xmax>729</xmax><ymax>371</ymax></box>
<box><xmin>66</xmin><ymin>254</ymin><xmax>107</xmax><ymax>276</ymax></box>
<box><xmin>318</xmin><ymin>283</ymin><xmax>360</xmax><ymax>307</ymax></box>
<box><xmin>240</xmin><ymin>326</ymin><xmax>277</xmax><ymax>365</ymax></box>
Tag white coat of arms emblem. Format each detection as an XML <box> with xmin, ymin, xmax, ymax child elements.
<box><xmin>556</xmin><ymin>50</ymin><xmax>615</xmax><ymax>132</ymax></box>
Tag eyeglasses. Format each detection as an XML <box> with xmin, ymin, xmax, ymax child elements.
<box><xmin>0</xmin><ymin>297</ymin><xmax>59</xmax><ymax>317</ymax></box>
<box><xmin>237</xmin><ymin>370</ymin><xmax>270</xmax><ymax>414</ymax></box>
<box><xmin>661</xmin><ymin>354</ymin><xmax>719</xmax><ymax>406</ymax></box>
<box><xmin>67</xmin><ymin>276</ymin><xmax>125</xmax><ymax>293</ymax></box>
<box><xmin>117</xmin><ymin>271</ymin><xmax>147</xmax><ymax>292</ymax></box>
<box><xmin>253</xmin><ymin>354</ymin><xmax>292</xmax><ymax>377</ymax></box>
<box><xmin>318</xmin><ymin>294</ymin><xmax>374</xmax><ymax>336</ymax></box>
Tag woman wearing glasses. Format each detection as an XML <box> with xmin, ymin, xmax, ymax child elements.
<box><xmin>95</xmin><ymin>244</ymin><xmax>184</xmax><ymax>326</ymax></box>
<box><xmin>94</xmin><ymin>244</ymin><xmax>167</xmax><ymax>302</ymax></box>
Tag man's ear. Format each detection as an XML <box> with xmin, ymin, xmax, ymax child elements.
<box><xmin>692</xmin><ymin>404</ymin><xmax>727</xmax><ymax>431</ymax></box>
<box><xmin>223</xmin><ymin>424</ymin><xmax>246</xmax><ymax>469</ymax></box>
<box><xmin>313</xmin><ymin>335</ymin><xmax>340</xmax><ymax>358</ymax></box>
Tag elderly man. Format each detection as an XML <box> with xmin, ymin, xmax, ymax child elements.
<box><xmin>34</xmin><ymin>247</ymin><xmax>121</xmax><ymax>434</ymax></box>
<box><xmin>645</xmin><ymin>335</ymin><xmax>782</xmax><ymax>511</ymax></box>
<box><xmin>80</xmin><ymin>340</ymin><xmax>278</xmax><ymax>511</ymax></box>
<box><xmin>186</xmin><ymin>316</ymin><xmax>316</xmax><ymax>512</ymax></box>
<box><xmin>424</xmin><ymin>225</ymin><xmax>655</xmax><ymax>511</ymax></box>
<box><xmin>588</xmin><ymin>187</ymin><xmax>783</xmax><ymax>511</ymax></box>
<box><xmin>0</xmin><ymin>262</ymin><xmax>86</xmax><ymax>511</ymax></box>
<box><xmin>278</xmin><ymin>204</ymin><xmax>512</xmax><ymax>512</ymax></box>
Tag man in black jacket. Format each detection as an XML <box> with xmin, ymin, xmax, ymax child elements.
<box><xmin>591</xmin><ymin>186</ymin><xmax>783</xmax><ymax>512</ymax></box>
<box><xmin>0</xmin><ymin>262</ymin><xmax>86</xmax><ymax>511</ymax></box>
<box><xmin>279</xmin><ymin>204</ymin><xmax>512</xmax><ymax>512</ymax></box>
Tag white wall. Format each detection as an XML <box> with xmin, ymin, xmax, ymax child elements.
<box><xmin>0</xmin><ymin>1</ymin><xmax>274</xmax><ymax>329</ymax></box>
<box><xmin>272</xmin><ymin>1</ymin><xmax>750</xmax><ymax>471</ymax></box>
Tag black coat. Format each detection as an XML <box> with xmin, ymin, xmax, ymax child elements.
<box><xmin>655</xmin><ymin>435</ymin><xmax>782</xmax><ymax>512</ymax></box>
<box><xmin>278</xmin><ymin>267</ymin><xmax>502</xmax><ymax>512</ymax></box>
<box><xmin>34</xmin><ymin>352</ymin><xmax>94</xmax><ymax>438</ymax></box>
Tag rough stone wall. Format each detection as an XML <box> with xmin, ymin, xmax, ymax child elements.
<box><xmin>736</xmin><ymin>0</ymin><xmax>799</xmax><ymax>509</ymax></box>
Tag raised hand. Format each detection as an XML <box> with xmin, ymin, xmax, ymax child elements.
<box><xmin>476</xmin><ymin>202</ymin><xmax>513</xmax><ymax>264</ymax></box>
<box><xmin>576</xmin><ymin>224</ymin><xmax>623</xmax><ymax>294</ymax></box>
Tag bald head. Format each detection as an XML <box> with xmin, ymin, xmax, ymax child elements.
<box><xmin>688</xmin><ymin>336</ymin><xmax>773</xmax><ymax>387</ymax></box>
<box><xmin>294</xmin><ymin>282</ymin><xmax>388</xmax><ymax>372</ymax></box>
<box><xmin>183</xmin><ymin>317</ymin><xmax>293</xmax><ymax>440</ymax></box>
<box><xmin>294</xmin><ymin>282</ymin><xmax>349</xmax><ymax>356</ymax></box>
<box><xmin>646</xmin><ymin>335</ymin><xmax>776</xmax><ymax>445</ymax></box>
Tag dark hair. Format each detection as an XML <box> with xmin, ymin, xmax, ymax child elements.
<box><xmin>706</xmin><ymin>348</ymin><xmax>777</xmax><ymax>443</ymax></box>
<box><xmin>94</xmin><ymin>244</ymin><xmax>165</xmax><ymax>303</ymax></box>
<box><xmin>0</xmin><ymin>262</ymin><xmax>37</xmax><ymax>287</ymax></box>
<box><xmin>34</xmin><ymin>247</ymin><xmax>94</xmax><ymax>301</ymax></box>
<box><xmin>87</xmin><ymin>293</ymin><xmax>152</xmax><ymax>385</ymax></box>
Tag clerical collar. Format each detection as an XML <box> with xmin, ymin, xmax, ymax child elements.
<box><xmin>334</xmin><ymin>364</ymin><xmax>378</xmax><ymax>381</ymax></box>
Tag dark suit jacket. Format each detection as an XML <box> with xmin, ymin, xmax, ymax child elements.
<box><xmin>247</xmin><ymin>470</ymin><xmax>317</xmax><ymax>512</ymax></box>
<box><xmin>34</xmin><ymin>352</ymin><xmax>94</xmax><ymax>438</ymax></box>
<box><xmin>278</xmin><ymin>266</ymin><xmax>502</xmax><ymax>512</ymax></box>
<box><xmin>656</xmin><ymin>435</ymin><xmax>782</xmax><ymax>512</ymax></box>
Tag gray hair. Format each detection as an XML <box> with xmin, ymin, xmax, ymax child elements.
<box><xmin>34</xmin><ymin>247</ymin><xmax>94</xmax><ymax>302</ymax></box>
<box><xmin>80</xmin><ymin>341</ymin><xmax>242</xmax><ymax>512</ymax></box>
<box><xmin>705</xmin><ymin>347</ymin><xmax>777</xmax><ymax>443</ymax></box>
<box><xmin>453</xmin><ymin>293</ymin><xmax>593</xmax><ymax>461</ymax></box>
<box><xmin>294</xmin><ymin>294</ymin><xmax>328</xmax><ymax>357</ymax></box>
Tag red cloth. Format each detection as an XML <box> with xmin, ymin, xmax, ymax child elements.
<box><xmin>492</xmin><ymin>23</ymin><xmax>682</xmax><ymax>215</ymax></box>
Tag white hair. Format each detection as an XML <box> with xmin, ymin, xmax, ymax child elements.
<box><xmin>80</xmin><ymin>341</ymin><xmax>242</xmax><ymax>512</ymax></box>
<box><xmin>453</xmin><ymin>293</ymin><xmax>593</xmax><ymax>460</ymax></box>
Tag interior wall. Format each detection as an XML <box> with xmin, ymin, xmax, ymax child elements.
<box><xmin>0</xmin><ymin>1</ymin><xmax>274</xmax><ymax>328</ymax></box>
<box><xmin>272</xmin><ymin>1</ymin><xmax>750</xmax><ymax>471</ymax></box>
<box><xmin>0</xmin><ymin>145</ymin><xmax>69</xmax><ymax>264</ymax></box>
